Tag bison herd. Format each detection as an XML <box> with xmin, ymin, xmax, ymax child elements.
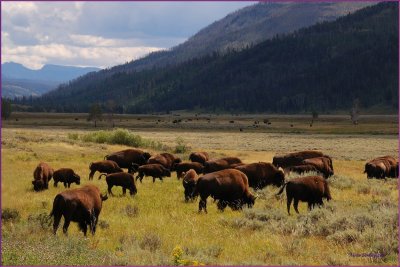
<box><xmin>31</xmin><ymin>149</ymin><xmax>398</xmax><ymax>236</ymax></box>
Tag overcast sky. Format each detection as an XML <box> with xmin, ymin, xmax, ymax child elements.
<box><xmin>1</xmin><ymin>1</ymin><xmax>255</xmax><ymax>70</ymax></box>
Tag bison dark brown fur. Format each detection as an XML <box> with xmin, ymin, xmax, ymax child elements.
<box><xmin>89</xmin><ymin>160</ymin><xmax>123</xmax><ymax>180</ymax></box>
<box><xmin>182</xmin><ymin>169</ymin><xmax>199</xmax><ymax>202</ymax></box>
<box><xmin>302</xmin><ymin>157</ymin><xmax>334</xmax><ymax>178</ymax></box>
<box><xmin>235</xmin><ymin>162</ymin><xmax>284</xmax><ymax>189</ymax></box>
<box><xmin>105</xmin><ymin>149</ymin><xmax>151</xmax><ymax>172</ymax></box>
<box><xmin>136</xmin><ymin>164</ymin><xmax>171</xmax><ymax>183</ymax></box>
<box><xmin>53</xmin><ymin>168</ymin><xmax>81</xmax><ymax>188</ymax></box>
<box><xmin>203</xmin><ymin>157</ymin><xmax>243</xmax><ymax>174</ymax></box>
<box><xmin>272</xmin><ymin>151</ymin><xmax>325</xmax><ymax>168</ymax></box>
<box><xmin>277</xmin><ymin>176</ymin><xmax>332</xmax><ymax>215</ymax></box>
<box><xmin>32</xmin><ymin>162</ymin><xmax>54</xmax><ymax>191</ymax></box>
<box><xmin>174</xmin><ymin>162</ymin><xmax>204</xmax><ymax>179</ymax></box>
<box><xmin>147</xmin><ymin>153</ymin><xmax>182</xmax><ymax>171</ymax></box>
<box><xmin>50</xmin><ymin>185</ymin><xmax>108</xmax><ymax>236</ymax></box>
<box><xmin>99</xmin><ymin>172</ymin><xmax>137</xmax><ymax>196</ymax></box>
<box><xmin>189</xmin><ymin>152</ymin><xmax>210</xmax><ymax>165</ymax></box>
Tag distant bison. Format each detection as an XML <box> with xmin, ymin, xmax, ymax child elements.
<box><xmin>174</xmin><ymin>162</ymin><xmax>204</xmax><ymax>179</ymax></box>
<box><xmin>105</xmin><ymin>149</ymin><xmax>151</xmax><ymax>173</ymax></box>
<box><xmin>53</xmin><ymin>168</ymin><xmax>81</xmax><ymax>188</ymax></box>
<box><xmin>89</xmin><ymin>160</ymin><xmax>123</xmax><ymax>180</ymax></box>
<box><xmin>99</xmin><ymin>172</ymin><xmax>137</xmax><ymax>196</ymax></box>
<box><xmin>182</xmin><ymin>169</ymin><xmax>199</xmax><ymax>202</ymax></box>
<box><xmin>147</xmin><ymin>153</ymin><xmax>182</xmax><ymax>171</ymax></box>
<box><xmin>50</xmin><ymin>185</ymin><xmax>108</xmax><ymax>236</ymax></box>
<box><xmin>277</xmin><ymin>176</ymin><xmax>332</xmax><ymax>215</ymax></box>
<box><xmin>302</xmin><ymin>157</ymin><xmax>334</xmax><ymax>178</ymax></box>
<box><xmin>272</xmin><ymin>151</ymin><xmax>325</xmax><ymax>168</ymax></box>
<box><xmin>235</xmin><ymin>162</ymin><xmax>285</xmax><ymax>189</ymax></box>
<box><xmin>135</xmin><ymin>164</ymin><xmax>171</xmax><ymax>183</ymax></box>
<box><xmin>32</xmin><ymin>162</ymin><xmax>54</xmax><ymax>191</ymax></box>
<box><xmin>203</xmin><ymin>157</ymin><xmax>243</xmax><ymax>174</ymax></box>
<box><xmin>195</xmin><ymin>169</ymin><xmax>256</xmax><ymax>213</ymax></box>
<box><xmin>189</xmin><ymin>152</ymin><xmax>210</xmax><ymax>165</ymax></box>
<box><xmin>364</xmin><ymin>156</ymin><xmax>398</xmax><ymax>179</ymax></box>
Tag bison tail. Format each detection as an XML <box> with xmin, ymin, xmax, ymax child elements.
<box><xmin>276</xmin><ymin>182</ymin><xmax>288</xmax><ymax>196</ymax></box>
<box><xmin>98</xmin><ymin>173</ymin><xmax>107</xmax><ymax>180</ymax></box>
<box><xmin>49</xmin><ymin>194</ymin><xmax>64</xmax><ymax>217</ymax></box>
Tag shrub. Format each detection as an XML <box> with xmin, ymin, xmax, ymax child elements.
<box><xmin>140</xmin><ymin>233</ymin><xmax>162</xmax><ymax>252</ymax></box>
<box><xmin>98</xmin><ymin>220</ymin><xmax>109</xmax><ymax>229</ymax></box>
<box><xmin>174</xmin><ymin>137</ymin><xmax>189</xmax><ymax>154</ymax></box>
<box><xmin>172</xmin><ymin>246</ymin><xmax>204</xmax><ymax>266</ymax></box>
<box><xmin>2</xmin><ymin>208</ymin><xmax>20</xmax><ymax>223</ymax></box>
<box><xmin>124</xmin><ymin>204</ymin><xmax>139</xmax><ymax>218</ymax></box>
<box><xmin>67</xmin><ymin>133</ymin><xmax>79</xmax><ymax>140</ymax></box>
<box><xmin>330</xmin><ymin>175</ymin><xmax>354</xmax><ymax>190</ymax></box>
<box><xmin>327</xmin><ymin>229</ymin><xmax>360</xmax><ymax>244</ymax></box>
<box><xmin>27</xmin><ymin>212</ymin><xmax>52</xmax><ymax>230</ymax></box>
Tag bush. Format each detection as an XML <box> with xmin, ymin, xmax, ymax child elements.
<box><xmin>327</xmin><ymin>229</ymin><xmax>360</xmax><ymax>244</ymax></box>
<box><xmin>174</xmin><ymin>137</ymin><xmax>189</xmax><ymax>154</ymax></box>
<box><xmin>123</xmin><ymin>204</ymin><xmax>139</xmax><ymax>218</ymax></box>
<box><xmin>27</xmin><ymin>212</ymin><xmax>52</xmax><ymax>230</ymax></box>
<box><xmin>140</xmin><ymin>233</ymin><xmax>162</xmax><ymax>252</ymax></box>
<box><xmin>2</xmin><ymin>208</ymin><xmax>20</xmax><ymax>223</ymax></box>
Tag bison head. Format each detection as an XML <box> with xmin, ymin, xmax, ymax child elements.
<box><xmin>272</xmin><ymin>156</ymin><xmax>284</xmax><ymax>168</ymax></box>
<box><xmin>32</xmin><ymin>180</ymin><xmax>44</xmax><ymax>191</ymax></box>
<box><xmin>273</xmin><ymin>170</ymin><xmax>285</xmax><ymax>187</ymax></box>
<box><xmin>129</xmin><ymin>163</ymin><xmax>139</xmax><ymax>174</ymax></box>
<box><xmin>73</xmin><ymin>173</ymin><xmax>81</xmax><ymax>185</ymax></box>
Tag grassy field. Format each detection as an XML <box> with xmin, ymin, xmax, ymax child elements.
<box><xmin>1</xmin><ymin>114</ymin><xmax>399</xmax><ymax>266</ymax></box>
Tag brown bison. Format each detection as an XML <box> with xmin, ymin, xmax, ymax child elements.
<box><xmin>32</xmin><ymin>162</ymin><xmax>54</xmax><ymax>191</ymax></box>
<box><xmin>50</xmin><ymin>185</ymin><xmax>108</xmax><ymax>236</ymax></box>
<box><xmin>174</xmin><ymin>162</ymin><xmax>204</xmax><ymax>179</ymax></box>
<box><xmin>99</xmin><ymin>172</ymin><xmax>137</xmax><ymax>196</ymax></box>
<box><xmin>135</xmin><ymin>164</ymin><xmax>171</xmax><ymax>183</ymax></box>
<box><xmin>302</xmin><ymin>157</ymin><xmax>334</xmax><ymax>178</ymax></box>
<box><xmin>272</xmin><ymin>151</ymin><xmax>325</xmax><ymax>168</ymax></box>
<box><xmin>189</xmin><ymin>152</ymin><xmax>210</xmax><ymax>165</ymax></box>
<box><xmin>234</xmin><ymin>162</ymin><xmax>285</xmax><ymax>189</ymax></box>
<box><xmin>285</xmin><ymin>164</ymin><xmax>319</xmax><ymax>176</ymax></box>
<box><xmin>194</xmin><ymin>169</ymin><xmax>257</xmax><ymax>213</ymax></box>
<box><xmin>277</xmin><ymin>176</ymin><xmax>332</xmax><ymax>215</ymax></box>
<box><xmin>147</xmin><ymin>153</ymin><xmax>182</xmax><ymax>171</ymax></box>
<box><xmin>182</xmin><ymin>169</ymin><xmax>199</xmax><ymax>202</ymax></box>
<box><xmin>203</xmin><ymin>157</ymin><xmax>243</xmax><ymax>174</ymax></box>
<box><xmin>364</xmin><ymin>156</ymin><xmax>398</xmax><ymax>179</ymax></box>
<box><xmin>105</xmin><ymin>149</ymin><xmax>151</xmax><ymax>172</ymax></box>
<box><xmin>89</xmin><ymin>160</ymin><xmax>123</xmax><ymax>180</ymax></box>
<box><xmin>53</xmin><ymin>168</ymin><xmax>81</xmax><ymax>188</ymax></box>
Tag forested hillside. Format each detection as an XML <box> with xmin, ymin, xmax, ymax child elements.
<box><xmin>26</xmin><ymin>2</ymin><xmax>398</xmax><ymax>113</ymax></box>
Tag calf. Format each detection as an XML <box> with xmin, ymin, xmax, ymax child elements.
<box><xmin>32</xmin><ymin>162</ymin><xmax>54</xmax><ymax>191</ymax></box>
<box><xmin>99</xmin><ymin>172</ymin><xmax>137</xmax><ymax>196</ymax></box>
<box><xmin>53</xmin><ymin>168</ymin><xmax>81</xmax><ymax>188</ymax></box>
<box><xmin>50</xmin><ymin>185</ymin><xmax>108</xmax><ymax>236</ymax></box>
<box><xmin>277</xmin><ymin>176</ymin><xmax>332</xmax><ymax>215</ymax></box>
<box><xmin>136</xmin><ymin>164</ymin><xmax>171</xmax><ymax>183</ymax></box>
<box><xmin>89</xmin><ymin>160</ymin><xmax>123</xmax><ymax>180</ymax></box>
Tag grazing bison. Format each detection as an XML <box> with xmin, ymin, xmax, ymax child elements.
<box><xmin>364</xmin><ymin>156</ymin><xmax>397</xmax><ymax>179</ymax></box>
<box><xmin>50</xmin><ymin>185</ymin><xmax>108</xmax><ymax>236</ymax></box>
<box><xmin>174</xmin><ymin>162</ymin><xmax>204</xmax><ymax>179</ymax></box>
<box><xmin>53</xmin><ymin>168</ymin><xmax>81</xmax><ymax>188</ymax></box>
<box><xmin>302</xmin><ymin>157</ymin><xmax>334</xmax><ymax>178</ymax></box>
<box><xmin>182</xmin><ymin>169</ymin><xmax>199</xmax><ymax>202</ymax></box>
<box><xmin>272</xmin><ymin>151</ymin><xmax>325</xmax><ymax>168</ymax></box>
<box><xmin>135</xmin><ymin>164</ymin><xmax>171</xmax><ymax>183</ymax></box>
<box><xmin>88</xmin><ymin>160</ymin><xmax>123</xmax><ymax>180</ymax></box>
<box><xmin>32</xmin><ymin>162</ymin><xmax>54</xmax><ymax>191</ymax></box>
<box><xmin>189</xmin><ymin>152</ymin><xmax>210</xmax><ymax>165</ymax></box>
<box><xmin>203</xmin><ymin>157</ymin><xmax>243</xmax><ymax>174</ymax></box>
<box><xmin>235</xmin><ymin>162</ymin><xmax>285</xmax><ymax>189</ymax></box>
<box><xmin>147</xmin><ymin>153</ymin><xmax>182</xmax><ymax>170</ymax></box>
<box><xmin>99</xmin><ymin>172</ymin><xmax>137</xmax><ymax>196</ymax></box>
<box><xmin>105</xmin><ymin>149</ymin><xmax>151</xmax><ymax>172</ymax></box>
<box><xmin>277</xmin><ymin>176</ymin><xmax>332</xmax><ymax>215</ymax></box>
<box><xmin>195</xmin><ymin>169</ymin><xmax>256</xmax><ymax>213</ymax></box>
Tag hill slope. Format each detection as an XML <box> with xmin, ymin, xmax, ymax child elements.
<box><xmin>30</xmin><ymin>2</ymin><xmax>398</xmax><ymax>113</ymax></box>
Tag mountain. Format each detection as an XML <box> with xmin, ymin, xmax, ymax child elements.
<box><xmin>26</xmin><ymin>2</ymin><xmax>398</xmax><ymax>113</ymax></box>
<box><xmin>1</xmin><ymin>63</ymin><xmax>100</xmax><ymax>98</ymax></box>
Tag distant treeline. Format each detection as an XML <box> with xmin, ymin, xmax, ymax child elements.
<box><xmin>15</xmin><ymin>2</ymin><xmax>398</xmax><ymax>114</ymax></box>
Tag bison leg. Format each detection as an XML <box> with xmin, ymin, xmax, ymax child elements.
<box><xmin>287</xmin><ymin>196</ymin><xmax>293</xmax><ymax>215</ymax></box>
<box><xmin>62</xmin><ymin>216</ymin><xmax>71</xmax><ymax>235</ymax></box>
<box><xmin>52</xmin><ymin>213</ymin><xmax>62</xmax><ymax>235</ymax></box>
<box><xmin>159</xmin><ymin>177</ymin><xmax>163</xmax><ymax>182</ymax></box>
<box><xmin>64</xmin><ymin>182</ymin><xmax>68</xmax><ymax>188</ymax></box>
<box><xmin>89</xmin><ymin>170</ymin><xmax>96</xmax><ymax>180</ymax></box>
<box><xmin>199</xmin><ymin>199</ymin><xmax>207</xmax><ymax>213</ymax></box>
<box><xmin>293</xmin><ymin>199</ymin><xmax>300</xmax><ymax>214</ymax></box>
<box><xmin>108</xmin><ymin>185</ymin><xmax>114</xmax><ymax>196</ymax></box>
<box><xmin>122</xmin><ymin>187</ymin><xmax>126</xmax><ymax>195</ymax></box>
<box><xmin>79</xmin><ymin>221</ymin><xmax>88</xmax><ymax>236</ymax></box>
<box><xmin>54</xmin><ymin>181</ymin><xmax>58</xmax><ymax>187</ymax></box>
<box><xmin>307</xmin><ymin>202</ymin><xmax>312</xmax><ymax>211</ymax></box>
<box><xmin>217</xmin><ymin>200</ymin><xmax>227</xmax><ymax>211</ymax></box>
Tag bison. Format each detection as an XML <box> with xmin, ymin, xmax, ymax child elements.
<box><xmin>203</xmin><ymin>157</ymin><xmax>243</xmax><ymax>174</ymax></box>
<box><xmin>147</xmin><ymin>153</ymin><xmax>182</xmax><ymax>171</ymax></box>
<box><xmin>135</xmin><ymin>164</ymin><xmax>171</xmax><ymax>183</ymax></box>
<box><xmin>373</xmin><ymin>156</ymin><xmax>398</xmax><ymax>178</ymax></box>
<box><xmin>89</xmin><ymin>160</ymin><xmax>123</xmax><ymax>180</ymax></box>
<box><xmin>234</xmin><ymin>162</ymin><xmax>285</xmax><ymax>189</ymax></box>
<box><xmin>302</xmin><ymin>157</ymin><xmax>334</xmax><ymax>178</ymax></box>
<box><xmin>189</xmin><ymin>152</ymin><xmax>210</xmax><ymax>165</ymax></box>
<box><xmin>32</xmin><ymin>162</ymin><xmax>54</xmax><ymax>191</ymax></box>
<box><xmin>182</xmin><ymin>169</ymin><xmax>199</xmax><ymax>202</ymax></box>
<box><xmin>105</xmin><ymin>149</ymin><xmax>151</xmax><ymax>172</ymax></box>
<box><xmin>174</xmin><ymin>162</ymin><xmax>204</xmax><ymax>179</ymax></box>
<box><xmin>194</xmin><ymin>169</ymin><xmax>257</xmax><ymax>213</ymax></box>
<box><xmin>99</xmin><ymin>172</ymin><xmax>137</xmax><ymax>196</ymax></box>
<box><xmin>364</xmin><ymin>156</ymin><xmax>397</xmax><ymax>179</ymax></box>
<box><xmin>277</xmin><ymin>176</ymin><xmax>332</xmax><ymax>215</ymax></box>
<box><xmin>53</xmin><ymin>168</ymin><xmax>81</xmax><ymax>188</ymax></box>
<box><xmin>272</xmin><ymin>151</ymin><xmax>325</xmax><ymax>168</ymax></box>
<box><xmin>50</xmin><ymin>185</ymin><xmax>108</xmax><ymax>236</ymax></box>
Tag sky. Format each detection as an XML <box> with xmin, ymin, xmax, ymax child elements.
<box><xmin>1</xmin><ymin>1</ymin><xmax>255</xmax><ymax>70</ymax></box>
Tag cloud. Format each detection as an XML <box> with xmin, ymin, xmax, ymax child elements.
<box><xmin>1</xmin><ymin>1</ymin><xmax>254</xmax><ymax>69</ymax></box>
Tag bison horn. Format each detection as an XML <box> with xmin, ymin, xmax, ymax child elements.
<box><xmin>183</xmin><ymin>180</ymin><xmax>189</xmax><ymax>184</ymax></box>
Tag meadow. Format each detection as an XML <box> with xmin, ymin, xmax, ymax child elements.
<box><xmin>1</xmin><ymin>113</ymin><xmax>399</xmax><ymax>266</ymax></box>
